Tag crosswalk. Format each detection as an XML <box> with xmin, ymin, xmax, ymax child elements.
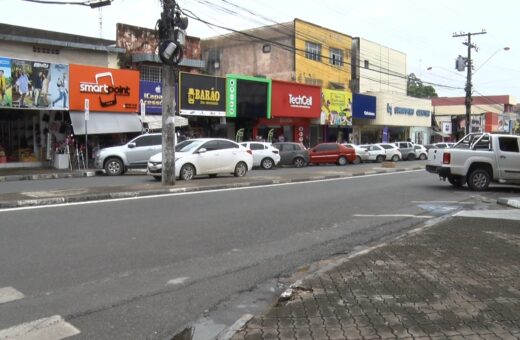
<box><xmin>0</xmin><ymin>287</ymin><xmax>80</xmax><ymax>340</ymax></box>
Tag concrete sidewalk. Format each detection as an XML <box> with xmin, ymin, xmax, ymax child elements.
<box><xmin>229</xmin><ymin>215</ymin><xmax>520</xmax><ymax>340</ymax></box>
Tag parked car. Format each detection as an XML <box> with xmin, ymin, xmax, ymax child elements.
<box><xmin>342</xmin><ymin>143</ymin><xmax>369</xmax><ymax>164</ymax></box>
<box><xmin>308</xmin><ymin>143</ymin><xmax>356</xmax><ymax>165</ymax></box>
<box><xmin>433</xmin><ymin>142</ymin><xmax>455</xmax><ymax>149</ymax></box>
<box><xmin>272</xmin><ymin>142</ymin><xmax>309</xmax><ymax>167</ymax></box>
<box><xmin>359</xmin><ymin>144</ymin><xmax>387</xmax><ymax>162</ymax></box>
<box><xmin>375</xmin><ymin>143</ymin><xmax>402</xmax><ymax>161</ymax></box>
<box><xmin>393</xmin><ymin>141</ymin><xmax>417</xmax><ymax>160</ymax></box>
<box><xmin>147</xmin><ymin>138</ymin><xmax>253</xmax><ymax>181</ymax></box>
<box><xmin>95</xmin><ymin>133</ymin><xmax>163</xmax><ymax>176</ymax></box>
<box><xmin>240</xmin><ymin>142</ymin><xmax>280</xmax><ymax>169</ymax></box>
<box><xmin>414</xmin><ymin>144</ymin><xmax>428</xmax><ymax>160</ymax></box>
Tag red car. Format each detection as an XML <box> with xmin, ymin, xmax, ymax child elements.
<box><xmin>308</xmin><ymin>143</ymin><xmax>356</xmax><ymax>165</ymax></box>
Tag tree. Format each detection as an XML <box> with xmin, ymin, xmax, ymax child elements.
<box><xmin>407</xmin><ymin>73</ymin><xmax>438</xmax><ymax>99</ymax></box>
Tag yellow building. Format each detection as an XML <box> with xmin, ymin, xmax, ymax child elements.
<box><xmin>294</xmin><ymin>19</ymin><xmax>352</xmax><ymax>90</ymax></box>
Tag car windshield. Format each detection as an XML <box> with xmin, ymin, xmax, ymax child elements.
<box><xmin>175</xmin><ymin>140</ymin><xmax>205</xmax><ymax>152</ymax></box>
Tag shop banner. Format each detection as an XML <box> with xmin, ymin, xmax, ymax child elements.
<box><xmin>179</xmin><ymin>72</ymin><xmax>225</xmax><ymax>117</ymax></box>
<box><xmin>352</xmin><ymin>93</ymin><xmax>376</xmax><ymax>119</ymax></box>
<box><xmin>271</xmin><ymin>80</ymin><xmax>320</xmax><ymax>118</ymax></box>
<box><xmin>226</xmin><ymin>74</ymin><xmax>271</xmax><ymax>118</ymax></box>
<box><xmin>0</xmin><ymin>56</ymin><xmax>69</xmax><ymax>110</ymax></box>
<box><xmin>140</xmin><ymin>81</ymin><xmax>161</xmax><ymax>114</ymax></box>
<box><xmin>69</xmin><ymin>64</ymin><xmax>139</xmax><ymax>113</ymax></box>
<box><xmin>0</xmin><ymin>57</ymin><xmax>12</xmax><ymax>107</ymax></box>
<box><xmin>320</xmin><ymin>89</ymin><xmax>352</xmax><ymax>126</ymax></box>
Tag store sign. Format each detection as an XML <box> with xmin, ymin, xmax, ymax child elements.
<box><xmin>386</xmin><ymin>103</ymin><xmax>431</xmax><ymax>118</ymax></box>
<box><xmin>0</xmin><ymin>56</ymin><xmax>69</xmax><ymax>110</ymax></box>
<box><xmin>69</xmin><ymin>64</ymin><xmax>139</xmax><ymax>113</ymax></box>
<box><xmin>442</xmin><ymin>122</ymin><xmax>452</xmax><ymax>134</ymax></box>
<box><xmin>271</xmin><ymin>80</ymin><xmax>320</xmax><ymax>118</ymax></box>
<box><xmin>139</xmin><ymin>81</ymin><xmax>162</xmax><ymax>114</ymax></box>
<box><xmin>352</xmin><ymin>93</ymin><xmax>376</xmax><ymax>119</ymax></box>
<box><xmin>226</xmin><ymin>74</ymin><xmax>271</xmax><ymax>119</ymax></box>
<box><xmin>179</xmin><ymin>73</ymin><xmax>225</xmax><ymax>117</ymax></box>
<box><xmin>320</xmin><ymin>89</ymin><xmax>352</xmax><ymax>126</ymax></box>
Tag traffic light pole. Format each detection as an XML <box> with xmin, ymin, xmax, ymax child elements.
<box><xmin>161</xmin><ymin>0</ymin><xmax>176</xmax><ymax>185</ymax></box>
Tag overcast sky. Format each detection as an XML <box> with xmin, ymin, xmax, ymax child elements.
<box><xmin>1</xmin><ymin>0</ymin><xmax>518</xmax><ymax>101</ymax></box>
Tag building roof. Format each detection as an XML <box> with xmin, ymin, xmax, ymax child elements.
<box><xmin>432</xmin><ymin>95</ymin><xmax>516</xmax><ymax>106</ymax></box>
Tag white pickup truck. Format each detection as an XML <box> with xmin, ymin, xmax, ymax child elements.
<box><xmin>426</xmin><ymin>133</ymin><xmax>520</xmax><ymax>190</ymax></box>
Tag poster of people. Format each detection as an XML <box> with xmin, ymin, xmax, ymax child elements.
<box><xmin>0</xmin><ymin>56</ymin><xmax>68</xmax><ymax>110</ymax></box>
<box><xmin>0</xmin><ymin>57</ymin><xmax>12</xmax><ymax>107</ymax></box>
<box><xmin>320</xmin><ymin>89</ymin><xmax>353</xmax><ymax>126</ymax></box>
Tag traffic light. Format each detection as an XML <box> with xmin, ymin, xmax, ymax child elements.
<box><xmin>158</xmin><ymin>9</ymin><xmax>188</xmax><ymax>66</ymax></box>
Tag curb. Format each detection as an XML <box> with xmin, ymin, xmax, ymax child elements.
<box><xmin>0</xmin><ymin>167</ymin><xmax>424</xmax><ymax>209</ymax></box>
<box><xmin>497</xmin><ymin>197</ymin><xmax>520</xmax><ymax>209</ymax></box>
<box><xmin>0</xmin><ymin>170</ymin><xmax>96</xmax><ymax>182</ymax></box>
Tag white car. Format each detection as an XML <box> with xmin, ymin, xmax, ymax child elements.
<box><xmin>240</xmin><ymin>142</ymin><xmax>281</xmax><ymax>169</ymax></box>
<box><xmin>359</xmin><ymin>144</ymin><xmax>387</xmax><ymax>162</ymax></box>
<box><xmin>414</xmin><ymin>144</ymin><xmax>428</xmax><ymax>160</ymax></box>
<box><xmin>342</xmin><ymin>143</ymin><xmax>369</xmax><ymax>164</ymax></box>
<box><xmin>147</xmin><ymin>138</ymin><xmax>253</xmax><ymax>181</ymax></box>
<box><xmin>375</xmin><ymin>143</ymin><xmax>402</xmax><ymax>161</ymax></box>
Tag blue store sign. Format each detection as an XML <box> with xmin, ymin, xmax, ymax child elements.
<box><xmin>140</xmin><ymin>81</ymin><xmax>162</xmax><ymax>114</ymax></box>
<box><xmin>352</xmin><ymin>93</ymin><xmax>376</xmax><ymax>119</ymax></box>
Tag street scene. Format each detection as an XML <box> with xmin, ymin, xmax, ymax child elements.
<box><xmin>1</xmin><ymin>0</ymin><xmax>520</xmax><ymax>339</ymax></box>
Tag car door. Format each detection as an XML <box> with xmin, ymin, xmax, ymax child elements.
<box><xmin>311</xmin><ymin>144</ymin><xmax>337</xmax><ymax>163</ymax></box>
<box><xmin>274</xmin><ymin>143</ymin><xmax>291</xmax><ymax>165</ymax></box>
<box><xmin>249</xmin><ymin>143</ymin><xmax>266</xmax><ymax>166</ymax></box>
<box><xmin>218</xmin><ymin>140</ymin><xmax>241</xmax><ymax>172</ymax></box>
<box><xmin>195</xmin><ymin>140</ymin><xmax>222</xmax><ymax>175</ymax></box>
<box><xmin>497</xmin><ymin>136</ymin><xmax>520</xmax><ymax>180</ymax></box>
<box><xmin>125</xmin><ymin>134</ymin><xmax>162</xmax><ymax>166</ymax></box>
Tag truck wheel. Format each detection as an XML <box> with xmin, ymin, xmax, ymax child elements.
<box><xmin>104</xmin><ymin>157</ymin><xmax>124</xmax><ymax>176</ymax></box>
<box><xmin>467</xmin><ymin>168</ymin><xmax>491</xmax><ymax>191</ymax></box>
<box><xmin>447</xmin><ymin>175</ymin><xmax>465</xmax><ymax>188</ymax></box>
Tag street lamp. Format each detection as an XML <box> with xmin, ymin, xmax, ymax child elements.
<box><xmin>473</xmin><ymin>46</ymin><xmax>510</xmax><ymax>75</ymax></box>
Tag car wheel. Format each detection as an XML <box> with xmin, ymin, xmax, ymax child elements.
<box><xmin>293</xmin><ymin>157</ymin><xmax>306</xmax><ymax>168</ymax></box>
<box><xmin>447</xmin><ymin>175</ymin><xmax>465</xmax><ymax>188</ymax></box>
<box><xmin>234</xmin><ymin>162</ymin><xmax>248</xmax><ymax>177</ymax></box>
<box><xmin>104</xmin><ymin>157</ymin><xmax>124</xmax><ymax>176</ymax></box>
<box><xmin>337</xmin><ymin>156</ymin><xmax>347</xmax><ymax>166</ymax></box>
<box><xmin>391</xmin><ymin>155</ymin><xmax>400</xmax><ymax>162</ymax></box>
<box><xmin>153</xmin><ymin>176</ymin><xmax>162</xmax><ymax>181</ymax></box>
<box><xmin>467</xmin><ymin>168</ymin><xmax>491</xmax><ymax>191</ymax></box>
<box><xmin>376</xmin><ymin>155</ymin><xmax>385</xmax><ymax>163</ymax></box>
<box><xmin>407</xmin><ymin>153</ymin><xmax>415</xmax><ymax>161</ymax></box>
<box><xmin>180</xmin><ymin>164</ymin><xmax>195</xmax><ymax>181</ymax></box>
<box><xmin>352</xmin><ymin>156</ymin><xmax>361</xmax><ymax>164</ymax></box>
<box><xmin>261</xmin><ymin>157</ymin><xmax>274</xmax><ymax>169</ymax></box>
<box><xmin>419</xmin><ymin>153</ymin><xmax>427</xmax><ymax>160</ymax></box>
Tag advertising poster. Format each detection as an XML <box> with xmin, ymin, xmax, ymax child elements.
<box><xmin>320</xmin><ymin>89</ymin><xmax>352</xmax><ymax>126</ymax></box>
<box><xmin>226</xmin><ymin>74</ymin><xmax>271</xmax><ymax>118</ymax></box>
<box><xmin>0</xmin><ymin>57</ymin><xmax>12</xmax><ymax>107</ymax></box>
<box><xmin>48</xmin><ymin>64</ymin><xmax>69</xmax><ymax>109</ymax></box>
<box><xmin>30</xmin><ymin>61</ymin><xmax>50</xmax><ymax>108</ymax></box>
<box><xmin>140</xmin><ymin>80</ymin><xmax>163</xmax><ymax>114</ymax></box>
<box><xmin>11</xmin><ymin>59</ymin><xmax>33</xmax><ymax>108</ymax></box>
<box><xmin>179</xmin><ymin>73</ymin><xmax>226</xmax><ymax>117</ymax></box>
<box><xmin>69</xmin><ymin>64</ymin><xmax>139</xmax><ymax>113</ymax></box>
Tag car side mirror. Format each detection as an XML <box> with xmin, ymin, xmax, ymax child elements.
<box><xmin>197</xmin><ymin>148</ymin><xmax>207</xmax><ymax>154</ymax></box>
<box><xmin>128</xmin><ymin>142</ymin><xmax>136</xmax><ymax>149</ymax></box>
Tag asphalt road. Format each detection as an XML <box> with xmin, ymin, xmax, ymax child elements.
<box><xmin>0</xmin><ymin>170</ymin><xmax>516</xmax><ymax>339</ymax></box>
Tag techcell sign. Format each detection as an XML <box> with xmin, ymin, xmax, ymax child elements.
<box><xmin>272</xmin><ymin>80</ymin><xmax>320</xmax><ymax>118</ymax></box>
<box><xmin>352</xmin><ymin>93</ymin><xmax>377</xmax><ymax>119</ymax></box>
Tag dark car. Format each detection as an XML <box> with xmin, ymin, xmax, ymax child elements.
<box><xmin>272</xmin><ymin>142</ymin><xmax>309</xmax><ymax>167</ymax></box>
<box><xmin>308</xmin><ymin>143</ymin><xmax>356</xmax><ymax>165</ymax></box>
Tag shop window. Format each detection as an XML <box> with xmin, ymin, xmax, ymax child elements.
<box><xmin>364</xmin><ymin>60</ymin><xmax>369</xmax><ymax>69</ymax></box>
<box><xmin>140</xmin><ymin>65</ymin><xmax>162</xmax><ymax>82</ymax></box>
<box><xmin>305</xmin><ymin>41</ymin><xmax>321</xmax><ymax>62</ymax></box>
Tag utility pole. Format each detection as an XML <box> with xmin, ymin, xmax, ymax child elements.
<box><xmin>453</xmin><ymin>30</ymin><xmax>486</xmax><ymax>135</ymax></box>
<box><xmin>157</xmin><ymin>0</ymin><xmax>188</xmax><ymax>185</ymax></box>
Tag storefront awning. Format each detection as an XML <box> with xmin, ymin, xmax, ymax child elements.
<box><xmin>70</xmin><ymin>111</ymin><xmax>142</xmax><ymax>135</ymax></box>
<box><xmin>432</xmin><ymin>131</ymin><xmax>451</xmax><ymax>138</ymax></box>
<box><xmin>142</xmin><ymin>115</ymin><xmax>189</xmax><ymax>130</ymax></box>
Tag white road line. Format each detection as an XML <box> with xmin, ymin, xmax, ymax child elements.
<box><xmin>454</xmin><ymin>209</ymin><xmax>520</xmax><ymax>221</ymax></box>
<box><xmin>411</xmin><ymin>201</ymin><xmax>473</xmax><ymax>204</ymax></box>
<box><xmin>0</xmin><ymin>287</ymin><xmax>24</xmax><ymax>304</ymax></box>
<box><xmin>353</xmin><ymin>214</ymin><xmax>434</xmax><ymax>219</ymax></box>
<box><xmin>167</xmin><ymin>277</ymin><xmax>190</xmax><ymax>286</ymax></box>
<box><xmin>0</xmin><ymin>315</ymin><xmax>80</xmax><ymax>340</ymax></box>
<box><xmin>0</xmin><ymin>170</ymin><xmax>424</xmax><ymax>212</ymax></box>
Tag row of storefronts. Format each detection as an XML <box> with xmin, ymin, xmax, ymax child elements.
<box><xmin>0</xmin><ymin>55</ymin><xmax>468</xmax><ymax>169</ymax></box>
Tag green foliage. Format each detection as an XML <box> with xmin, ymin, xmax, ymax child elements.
<box><xmin>407</xmin><ymin>73</ymin><xmax>438</xmax><ymax>99</ymax></box>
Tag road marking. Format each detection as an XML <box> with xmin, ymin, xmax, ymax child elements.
<box><xmin>0</xmin><ymin>315</ymin><xmax>80</xmax><ymax>340</ymax></box>
<box><xmin>353</xmin><ymin>214</ymin><xmax>434</xmax><ymax>219</ymax></box>
<box><xmin>454</xmin><ymin>209</ymin><xmax>520</xmax><ymax>221</ymax></box>
<box><xmin>0</xmin><ymin>287</ymin><xmax>24</xmax><ymax>304</ymax></box>
<box><xmin>167</xmin><ymin>277</ymin><xmax>190</xmax><ymax>286</ymax></box>
<box><xmin>411</xmin><ymin>201</ymin><xmax>473</xmax><ymax>204</ymax></box>
<box><xmin>0</xmin><ymin>170</ymin><xmax>424</xmax><ymax>212</ymax></box>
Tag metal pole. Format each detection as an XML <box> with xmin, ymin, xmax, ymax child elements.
<box><xmin>465</xmin><ymin>33</ymin><xmax>472</xmax><ymax>135</ymax></box>
<box><xmin>85</xmin><ymin>119</ymin><xmax>88</xmax><ymax>169</ymax></box>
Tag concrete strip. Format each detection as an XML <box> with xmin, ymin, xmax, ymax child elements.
<box><xmin>497</xmin><ymin>197</ymin><xmax>520</xmax><ymax>209</ymax></box>
<box><xmin>455</xmin><ymin>209</ymin><xmax>520</xmax><ymax>221</ymax></box>
<box><xmin>0</xmin><ymin>287</ymin><xmax>24</xmax><ymax>304</ymax></box>
<box><xmin>0</xmin><ymin>315</ymin><xmax>80</xmax><ymax>340</ymax></box>
<box><xmin>217</xmin><ymin>314</ymin><xmax>254</xmax><ymax>340</ymax></box>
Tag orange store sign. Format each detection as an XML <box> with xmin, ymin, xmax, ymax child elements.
<box><xmin>69</xmin><ymin>64</ymin><xmax>139</xmax><ymax>113</ymax></box>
